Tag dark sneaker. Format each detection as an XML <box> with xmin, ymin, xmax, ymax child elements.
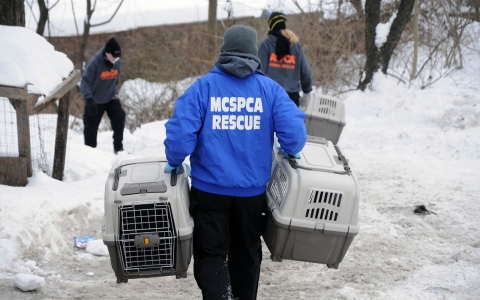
<box><xmin>114</xmin><ymin>148</ymin><xmax>124</xmax><ymax>155</ymax></box>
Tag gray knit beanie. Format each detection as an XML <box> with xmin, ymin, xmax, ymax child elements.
<box><xmin>220</xmin><ymin>25</ymin><xmax>258</xmax><ymax>57</ymax></box>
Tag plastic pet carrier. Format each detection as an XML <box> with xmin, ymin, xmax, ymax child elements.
<box><xmin>299</xmin><ymin>93</ymin><xmax>346</xmax><ymax>145</ymax></box>
<box><xmin>263</xmin><ymin>136</ymin><xmax>359</xmax><ymax>268</ymax></box>
<box><xmin>103</xmin><ymin>157</ymin><xmax>193</xmax><ymax>283</ymax></box>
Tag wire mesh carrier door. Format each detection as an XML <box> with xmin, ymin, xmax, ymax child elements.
<box><xmin>263</xmin><ymin>136</ymin><xmax>359</xmax><ymax>269</ymax></box>
<box><xmin>103</xmin><ymin>158</ymin><xmax>193</xmax><ymax>284</ymax></box>
<box><xmin>117</xmin><ymin>202</ymin><xmax>177</xmax><ymax>275</ymax></box>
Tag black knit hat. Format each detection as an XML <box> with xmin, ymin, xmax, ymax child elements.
<box><xmin>268</xmin><ymin>12</ymin><xmax>287</xmax><ymax>31</ymax></box>
<box><xmin>220</xmin><ymin>25</ymin><xmax>258</xmax><ymax>56</ymax></box>
<box><xmin>105</xmin><ymin>38</ymin><xmax>121</xmax><ymax>58</ymax></box>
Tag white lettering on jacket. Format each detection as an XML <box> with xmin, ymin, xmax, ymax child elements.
<box><xmin>211</xmin><ymin>97</ymin><xmax>263</xmax><ymax>130</ymax></box>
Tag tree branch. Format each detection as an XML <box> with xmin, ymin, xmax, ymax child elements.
<box><xmin>70</xmin><ymin>0</ymin><xmax>80</xmax><ymax>37</ymax></box>
<box><xmin>448</xmin><ymin>12</ymin><xmax>479</xmax><ymax>22</ymax></box>
<box><xmin>25</xmin><ymin>0</ymin><xmax>38</xmax><ymax>23</ymax></box>
<box><xmin>91</xmin><ymin>0</ymin><xmax>124</xmax><ymax>27</ymax></box>
<box><xmin>49</xmin><ymin>0</ymin><xmax>60</xmax><ymax>10</ymax></box>
<box><xmin>348</xmin><ymin>0</ymin><xmax>364</xmax><ymax>19</ymax></box>
<box><xmin>291</xmin><ymin>0</ymin><xmax>305</xmax><ymax>14</ymax></box>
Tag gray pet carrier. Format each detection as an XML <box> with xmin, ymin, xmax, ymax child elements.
<box><xmin>102</xmin><ymin>157</ymin><xmax>193</xmax><ymax>283</ymax></box>
<box><xmin>299</xmin><ymin>93</ymin><xmax>346</xmax><ymax>145</ymax></box>
<box><xmin>263</xmin><ymin>136</ymin><xmax>359</xmax><ymax>268</ymax></box>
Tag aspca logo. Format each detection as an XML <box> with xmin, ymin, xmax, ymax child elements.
<box><xmin>269</xmin><ymin>53</ymin><xmax>296</xmax><ymax>70</ymax></box>
<box><xmin>100</xmin><ymin>69</ymin><xmax>119</xmax><ymax>80</ymax></box>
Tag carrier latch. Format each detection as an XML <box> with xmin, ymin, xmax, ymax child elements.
<box><xmin>134</xmin><ymin>234</ymin><xmax>160</xmax><ymax>248</ymax></box>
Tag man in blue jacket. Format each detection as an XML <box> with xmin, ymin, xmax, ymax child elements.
<box><xmin>80</xmin><ymin>37</ymin><xmax>125</xmax><ymax>154</ymax></box>
<box><xmin>164</xmin><ymin>25</ymin><xmax>306</xmax><ymax>300</ymax></box>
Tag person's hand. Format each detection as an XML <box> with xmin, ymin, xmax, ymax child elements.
<box><xmin>299</xmin><ymin>92</ymin><xmax>312</xmax><ymax>110</ymax></box>
<box><xmin>164</xmin><ymin>163</ymin><xmax>184</xmax><ymax>173</ymax></box>
<box><xmin>284</xmin><ymin>152</ymin><xmax>301</xmax><ymax>159</ymax></box>
<box><xmin>303</xmin><ymin>92</ymin><xmax>312</xmax><ymax>100</ymax></box>
<box><xmin>85</xmin><ymin>98</ymin><xmax>98</xmax><ymax>115</ymax></box>
<box><xmin>276</xmin><ymin>145</ymin><xmax>301</xmax><ymax>159</ymax></box>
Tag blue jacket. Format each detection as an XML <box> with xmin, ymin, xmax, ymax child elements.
<box><xmin>164</xmin><ymin>53</ymin><xmax>306</xmax><ymax>197</ymax></box>
<box><xmin>80</xmin><ymin>47</ymin><xmax>120</xmax><ymax>104</ymax></box>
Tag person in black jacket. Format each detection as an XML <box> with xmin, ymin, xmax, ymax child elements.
<box><xmin>258</xmin><ymin>12</ymin><xmax>313</xmax><ymax>107</ymax></box>
<box><xmin>80</xmin><ymin>37</ymin><xmax>125</xmax><ymax>154</ymax></box>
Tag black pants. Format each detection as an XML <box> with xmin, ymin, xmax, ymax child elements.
<box><xmin>287</xmin><ymin>92</ymin><xmax>300</xmax><ymax>107</ymax></box>
<box><xmin>190</xmin><ymin>186</ymin><xmax>267</xmax><ymax>300</ymax></box>
<box><xmin>83</xmin><ymin>98</ymin><xmax>125</xmax><ymax>152</ymax></box>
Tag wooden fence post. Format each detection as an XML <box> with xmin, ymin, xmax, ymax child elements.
<box><xmin>9</xmin><ymin>98</ymin><xmax>33</xmax><ymax>177</ymax></box>
<box><xmin>0</xmin><ymin>157</ymin><xmax>28</xmax><ymax>186</ymax></box>
<box><xmin>52</xmin><ymin>91</ymin><xmax>71</xmax><ymax>180</ymax></box>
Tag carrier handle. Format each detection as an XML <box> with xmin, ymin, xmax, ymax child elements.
<box><xmin>288</xmin><ymin>158</ymin><xmax>350</xmax><ymax>175</ymax></box>
<box><xmin>169</xmin><ymin>163</ymin><xmax>187</xmax><ymax>186</ymax></box>
<box><xmin>112</xmin><ymin>167</ymin><xmax>122</xmax><ymax>191</ymax></box>
<box><xmin>333</xmin><ymin>145</ymin><xmax>351</xmax><ymax>173</ymax></box>
<box><xmin>113</xmin><ymin>160</ymin><xmax>169</xmax><ymax>191</ymax></box>
<box><xmin>170</xmin><ymin>169</ymin><xmax>178</xmax><ymax>186</ymax></box>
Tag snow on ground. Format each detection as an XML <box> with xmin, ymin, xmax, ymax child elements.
<box><xmin>0</xmin><ymin>63</ymin><xmax>479</xmax><ymax>299</ymax></box>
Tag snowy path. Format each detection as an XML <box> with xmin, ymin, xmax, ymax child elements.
<box><xmin>1</xmin><ymin>71</ymin><xmax>479</xmax><ymax>299</ymax></box>
<box><xmin>1</xmin><ymin>144</ymin><xmax>478</xmax><ymax>299</ymax></box>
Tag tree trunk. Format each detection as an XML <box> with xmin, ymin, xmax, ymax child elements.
<box><xmin>410</xmin><ymin>0</ymin><xmax>419</xmax><ymax>81</ymax></box>
<box><xmin>379</xmin><ymin>0</ymin><xmax>415</xmax><ymax>74</ymax></box>
<box><xmin>337</xmin><ymin>0</ymin><xmax>344</xmax><ymax>19</ymax></box>
<box><xmin>80</xmin><ymin>0</ymin><xmax>94</xmax><ymax>66</ymax></box>
<box><xmin>0</xmin><ymin>0</ymin><xmax>25</xmax><ymax>26</ymax></box>
<box><xmin>349</xmin><ymin>0</ymin><xmax>364</xmax><ymax>19</ymax></box>
<box><xmin>208</xmin><ymin>0</ymin><xmax>218</xmax><ymax>62</ymax></box>
<box><xmin>80</xmin><ymin>20</ymin><xmax>91</xmax><ymax>66</ymax></box>
<box><xmin>358</xmin><ymin>0</ymin><xmax>415</xmax><ymax>91</ymax></box>
<box><xmin>36</xmin><ymin>0</ymin><xmax>48</xmax><ymax>35</ymax></box>
<box><xmin>357</xmin><ymin>0</ymin><xmax>380</xmax><ymax>91</ymax></box>
<box><xmin>208</xmin><ymin>0</ymin><xmax>217</xmax><ymax>33</ymax></box>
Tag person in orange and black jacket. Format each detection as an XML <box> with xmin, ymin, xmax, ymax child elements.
<box><xmin>258</xmin><ymin>12</ymin><xmax>313</xmax><ymax>107</ymax></box>
<box><xmin>80</xmin><ymin>37</ymin><xmax>125</xmax><ymax>154</ymax></box>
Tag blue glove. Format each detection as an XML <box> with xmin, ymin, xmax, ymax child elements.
<box><xmin>276</xmin><ymin>145</ymin><xmax>301</xmax><ymax>159</ymax></box>
<box><xmin>164</xmin><ymin>163</ymin><xmax>184</xmax><ymax>173</ymax></box>
<box><xmin>184</xmin><ymin>164</ymin><xmax>191</xmax><ymax>177</ymax></box>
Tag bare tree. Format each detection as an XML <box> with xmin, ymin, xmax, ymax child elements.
<box><xmin>36</xmin><ymin>0</ymin><xmax>59</xmax><ymax>35</ymax></box>
<box><xmin>337</xmin><ymin>0</ymin><xmax>344</xmax><ymax>19</ymax></box>
<box><xmin>349</xmin><ymin>0</ymin><xmax>364</xmax><ymax>19</ymax></box>
<box><xmin>358</xmin><ymin>0</ymin><xmax>415</xmax><ymax>91</ymax></box>
<box><xmin>410</xmin><ymin>0</ymin><xmax>419</xmax><ymax>81</ymax></box>
<box><xmin>0</xmin><ymin>0</ymin><xmax>25</xmax><ymax>26</ymax></box>
<box><xmin>25</xmin><ymin>0</ymin><xmax>60</xmax><ymax>36</ymax></box>
<box><xmin>357</xmin><ymin>0</ymin><xmax>381</xmax><ymax>91</ymax></box>
<box><xmin>452</xmin><ymin>0</ymin><xmax>480</xmax><ymax>21</ymax></box>
<box><xmin>208</xmin><ymin>0</ymin><xmax>217</xmax><ymax>33</ymax></box>
<box><xmin>79</xmin><ymin>0</ymin><xmax>124</xmax><ymax>65</ymax></box>
<box><xmin>291</xmin><ymin>0</ymin><xmax>306</xmax><ymax>13</ymax></box>
<box><xmin>207</xmin><ymin>0</ymin><xmax>218</xmax><ymax>62</ymax></box>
